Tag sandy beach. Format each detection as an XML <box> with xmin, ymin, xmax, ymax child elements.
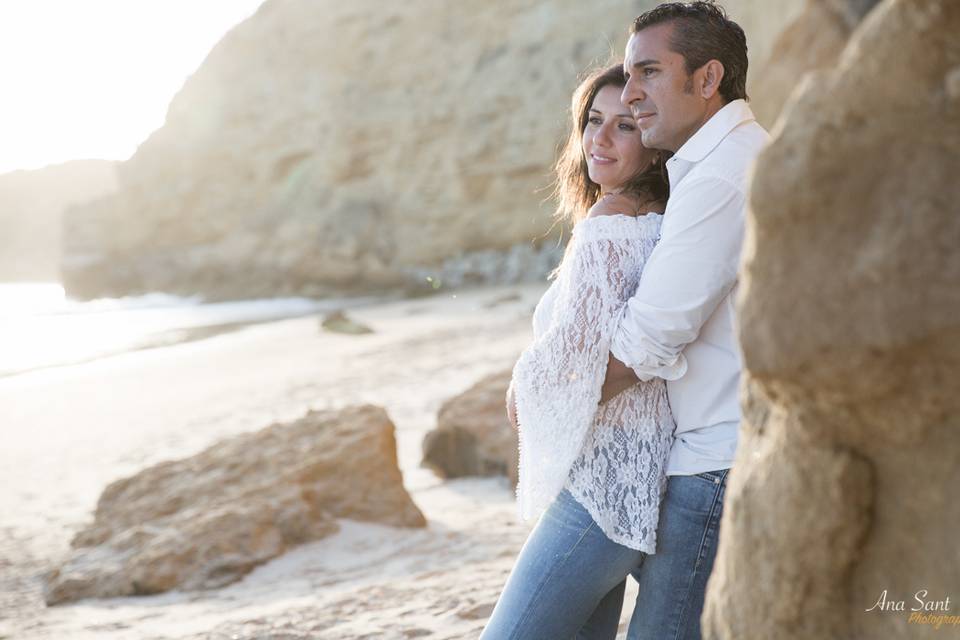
<box><xmin>1</xmin><ymin>283</ymin><xmax>642</xmax><ymax>639</ymax></box>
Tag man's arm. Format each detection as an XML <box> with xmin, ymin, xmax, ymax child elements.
<box><xmin>602</xmin><ymin>175</ymin><xmax>746</xmax><ymax>396</ymax></box>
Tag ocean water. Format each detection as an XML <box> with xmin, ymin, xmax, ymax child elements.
<box><xmin>0</xmin><ymin>282</ymin><xmax>368</xmax><ymax>377</ymax></box>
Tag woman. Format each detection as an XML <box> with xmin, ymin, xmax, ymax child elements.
<box><xmin>481</xmin><ymin>64</ymin><xmax>674</xmax><ymax>639</ymax></box>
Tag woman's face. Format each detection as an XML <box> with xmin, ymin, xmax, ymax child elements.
<box><xmin>581</xmin><ymin>84</ymin><xmax>656</xmax><ymax>193</ymax></box>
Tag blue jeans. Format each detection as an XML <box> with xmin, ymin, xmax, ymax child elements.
<box><xmin>481</xmin><ymin>470</ymin><xmax>729</xmax><ymax>640</ymax></box>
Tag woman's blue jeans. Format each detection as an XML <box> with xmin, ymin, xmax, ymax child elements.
<box><xmin>481</xmin><ymin>469</ymin><xmax>729</xmax><ymax>640</ymax></box>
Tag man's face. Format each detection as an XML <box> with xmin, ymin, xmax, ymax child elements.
<box><xmin>621</xmin><ymin>24</ymin><xmax>710</xmax><ymax>153</ymax></box>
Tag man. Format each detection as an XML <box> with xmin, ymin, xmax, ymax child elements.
<box><xmin>591</xmin><ymin>2</ymin><xmax>770</xmax><ymax>638</ymax></box>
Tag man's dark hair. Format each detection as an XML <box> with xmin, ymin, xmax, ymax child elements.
<box><xmin>631</xmin><ymin>1</ymin><xmax>748</xmax><ymax>103</ymax></box>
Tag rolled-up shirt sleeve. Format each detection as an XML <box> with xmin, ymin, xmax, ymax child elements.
<box><xmin>609</xmin><ymin>175</ymin><xmax>745</xmax><ymax>382</ymax></box>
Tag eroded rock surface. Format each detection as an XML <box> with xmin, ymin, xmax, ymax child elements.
<box><xmin>749</xmin><ymin>0</ymin><xmax>881</xmax><ymax>128</ymax></box>
<box><xmin>704</xmin><ymin>1</ymin><xmax>960</xmax><ymax>638</ymax></box>
<box><xmin>44</xmin><ymin>404</ymin><xmax>425</xmax><ymax>604</ymax></box>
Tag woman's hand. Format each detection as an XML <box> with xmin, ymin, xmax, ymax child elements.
<box><xmin>587</xmin><ymin>191</ymin><xmax>641</xmax><ymax>219</ymax></box>
<box><xmin>506</xmin><ymin>381</ymin><xmax>518</xmax><ymax>432</ymax></box>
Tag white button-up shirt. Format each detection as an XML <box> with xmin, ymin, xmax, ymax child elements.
<box><xmin>609</xmin><ymin>99</ymin><xmax>770</xmax><ymax>476</ymax></box>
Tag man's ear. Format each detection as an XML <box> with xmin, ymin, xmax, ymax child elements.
<box><xmin>699</xmin><ymin>60</ymin><xmax>725</xmax><ymax>100</ymax></box>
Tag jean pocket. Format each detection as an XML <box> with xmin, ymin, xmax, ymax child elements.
<box><xmin>693</xmin><ymin>470</ymin><xmax>727</xmax><ymax>485</ymax></box>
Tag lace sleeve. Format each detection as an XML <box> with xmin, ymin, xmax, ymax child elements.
<box><xmin>512</xmin><ymin>214</ymin><xmax>659</xmax><ymax>521</ymax></box>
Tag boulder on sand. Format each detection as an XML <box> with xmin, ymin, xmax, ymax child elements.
<box><xmin>422</xmin><ymin>370</ymin><xmax>518</xmax><ymax>487</ymax></box>
<box><xmin>44</xmin><ymin>404</ymin><xmax>425</xmax><ymax>605</ymax></box>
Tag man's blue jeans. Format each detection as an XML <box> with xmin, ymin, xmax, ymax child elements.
<box><xmin>481</xmin><ymin>470</ymin><xmax>729</xmax><ymax>639</ymax></box>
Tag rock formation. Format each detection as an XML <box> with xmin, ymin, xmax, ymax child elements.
<box><xmin>422</xmin><ymin>369</ymin><xmax>518</xmax><ymax>486</ymax></box>
<box><xmin>704</xmin><ymin>1</ymin><xmax>960</xmax><ymax>638</ymax></box>
<box><xmin>320</xmin><ymin>309</ymin><xmax>374</xmax><ymax>334</ymax></box>
<box><xmin>748</xmin><ymin>0</ymin><xmax>882</xmax><ymax>128</ymax></box>
<box><xmin>0</xmin><ymin>160</ymin><xmax>116</xmax><ymax>282</ymax></box>
<box><xmin>43</xmin><ymin>404</ymin><xmax>425</xmax><ymax>604</ymax></box>
<box><xmin>60</xmin><ymin>0</ymin><xmax>804</xmax><ymax>301</ymax></box>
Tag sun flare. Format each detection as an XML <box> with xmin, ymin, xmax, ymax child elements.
<box><xmin>0</xmin><ymin>0</ymin><xmax>266</xmax><ymax>175</ymax></box>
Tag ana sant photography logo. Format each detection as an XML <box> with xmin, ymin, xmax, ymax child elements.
<box><xmin>865</xmin><ymin>589</ymin><xmax>959</xmax><ymax>630</ymax></box>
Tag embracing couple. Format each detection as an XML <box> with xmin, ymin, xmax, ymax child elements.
<box><xmin>482</xmin><ymin>3</ymin><xmax>770</xmax><ymax>639</ymax></box>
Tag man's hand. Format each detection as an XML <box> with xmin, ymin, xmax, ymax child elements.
<box><xmin>506</xmin><ymin>381</ymin><xmax>518</xmax><ymax>432</ymax></box>
<box><xmin>587</xmin><ymin>192</ymin><xmax>641</xmax><ymax>219</ymax></box>
<box><xmin>600</xmin><ymin>353</ymin><xmax>641</xmax><ymax>404</ymax></box>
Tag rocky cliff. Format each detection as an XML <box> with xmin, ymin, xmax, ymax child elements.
<box><xmin>0</xmin><ymin>160</ymin><xmax>116</xmax><ymax>282</ymax></box>
<box><xmin>60</xmin><ymin>0</ymin><xmax>804</xmax><ymax>300</ymax></box>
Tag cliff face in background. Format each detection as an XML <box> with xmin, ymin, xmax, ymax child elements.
<box><xmin>59</xmin><ymin>0</ymin><xmax>805</xmax><ymax>300</ymax></box>
<box><xmin>704</xmin><ymin>0</ymin><xmax>960</xmax><ymax>637</ymax></box>
<box><xmin>0</xmin><ymin>160</ymin><xmax>116</xmax><ymax>283</ymax></box>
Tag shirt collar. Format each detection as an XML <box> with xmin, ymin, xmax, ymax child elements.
<box><xmin>672</xmin><ymin>99</ymin><xmax>756</xmax><ymax>164</ymax></box>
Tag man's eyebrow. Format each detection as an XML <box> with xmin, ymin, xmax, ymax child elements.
<box><xmin>630</xmin><ymin>59</ymin><xmax>661</xmax><ymax>68</ymax></box>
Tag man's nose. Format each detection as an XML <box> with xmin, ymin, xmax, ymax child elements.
<box><xmin>621</xmin><ymin>81</ymin><xmax>643</xmax><ymax>109</ymax></box>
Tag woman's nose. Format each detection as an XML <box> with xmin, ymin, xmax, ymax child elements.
<box><xmin>593</xmin><ymin>123</ymin><xmax>613</xmax><ymax>146</ymax></box>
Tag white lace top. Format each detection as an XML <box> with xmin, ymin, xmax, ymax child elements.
<box><xmin>512</xmin><ymin>213</ymin><xmax>674</xmax><ymax>553</ymax></box>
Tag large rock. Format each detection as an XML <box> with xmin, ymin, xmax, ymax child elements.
<box><xmin>422</xmin><ymin>370</ymin><xmax>518</xmax><ymax>486</ymax></box>
<box><xmin>0</xmin><ymin>160</ymin><xmax>116</xmax><ymax>282</ymax></box>
<box><xmin>749</xmin><ymin>0</ymin><xmax>881</xmax><ymax>128</ymax></box>
<box><xmin>704</xmin><ymin>1</ymin><xmax>960</xmax><ymax>638</ymax></box>
<box><xmin>43</xmin><ymin>404</ymin><xmax>425</xmax><ymax>605</ymax></box>
<box><xmin>60</xmin><ymin>0</ymin><xmax>805</xmax><ymax>301</ymax></box>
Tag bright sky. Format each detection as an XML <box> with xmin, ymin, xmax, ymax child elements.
<box><xmin>0</xmin><ymin>0</ymin><xmax>267</xmax><ymax>175</ymax></box>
